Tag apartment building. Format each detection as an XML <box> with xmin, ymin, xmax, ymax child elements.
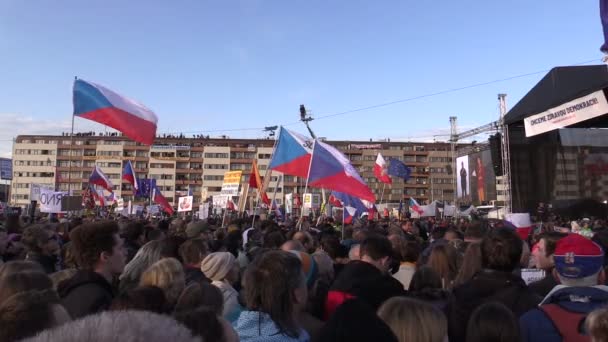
<box><xmin>10</xmin><ymin>133</ymin><xmax>459</xmax><ymax>208</ymax></box>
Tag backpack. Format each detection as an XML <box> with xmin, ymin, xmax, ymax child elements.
<box><xmin>540</xmin><ymin>304</ymin><xmax>590</xmax><ymax>342</ymax></box>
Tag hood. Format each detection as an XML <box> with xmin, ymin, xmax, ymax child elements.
<box><xmin>540</xmin><ymin>285</ymin><xmax>608</xmax><ymax>312</ymax></box>
<box><xmin>57</xmin><ymin>269</ymin><xmax>113</xmax><ymax>298</ymax></box>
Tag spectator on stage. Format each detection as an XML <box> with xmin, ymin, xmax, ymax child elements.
<box><xmin>58</xmin><ymin>221</ymin><xmax>126</xmax><ymax>319</ymax></box>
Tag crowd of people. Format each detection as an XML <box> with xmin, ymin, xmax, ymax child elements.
<box><xmin>2</xmin><ymin>211</ymin><xmax>608</xmax><ymax>341</ymax></box>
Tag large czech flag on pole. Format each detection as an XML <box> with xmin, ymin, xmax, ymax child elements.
<box><xmin>73</xmin><ymin>79</ymin><xmax>158</xmax><ymax>145</ymax></box>
<box><xmin>374</xmin><ymin>153</ymin><xmax>392</xmax><ymax>184</ymax></box>
<box><xmin>89</xmin><ymin>166</ymin><xmax>114</xmax><ymax>192</ymax></box>
<box><xmin>308</xmin><ymin>140</ymin><xmax>375</xmax><ymax>203</ymax></box>
<box><xmin>268</xmin><ymin>127</ymin><xmax>313</xmax><ymax>178</ymax></box>
<box><xmin>122</xmin><ymin>160</ymin><xmax>138</xmax><ymax>191</ymax></box>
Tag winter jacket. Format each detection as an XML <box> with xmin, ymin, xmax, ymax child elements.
<box><xmin>528</xmin><ymin>269</ymin><xmax>558</xmax><ymax>297</ymax></box>
<box><xmin>212</xmin><ymin>279</ymin><xmax>242</xmax><ymax>322</ymax></box>
<box><xmin>447</xmin><ymin>269</ymin><xmax>542</xmax><ymax>342</ymax></box>
<box><xmin>325</xmin><ymin>260</ymin><xmax>405</xmax><ymax>319</ymax></box>
<box><xmin>234</xmin><ymin>311</ymin><xmax>309</xmax><ymax>342</ymax></box>
<box><xmin>26</xmin><ymin>252</ymin><xmax>58</xmax><ymax>274</ymax></box>
<box><xmin>520</xmin><ymin>285</ymin><xmax>608</xmax><ymax>342</ymax></box>
<box><xmin>58</xmin><ymin>269</ymin><xmax>115</xmax><ymax>319</ymax></box>
<box><xmin>409</xmin><ymin>288</ymin><xmax>451</xmax><ymax>313</ymax></box>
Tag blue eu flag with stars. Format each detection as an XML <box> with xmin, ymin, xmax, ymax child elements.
<box><xmin>388</xmin><ymin>158</ymin><xmax>411</xmax><ymax>181</ymax></box>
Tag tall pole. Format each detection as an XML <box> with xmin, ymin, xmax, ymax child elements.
<box><xmin>449</xmin><ymin>116</ymin><xmax>458</xmax><ymax>209</ymax></box>
<box><xmin>68</xmin><ymin>76</ymin><xmax>77</xmax><ymax>197</ymax></box>
<box><xmin>499</xmin><ymin>94</ymin><xmax>512</xmax><ymax>215</ymax></box>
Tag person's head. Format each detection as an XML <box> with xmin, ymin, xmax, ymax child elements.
<box><xmin>293</xmin><ymin>231</ymin><xmax>314</xmax><ymax>252</ymax></box>
<box><xmin>288</xmin><ymin>250</ymin><xmax>318</xmax><ymax>290</ymax></box>
<box><xmin>122</xmin><ymin>222</ymin><xmax>146</xmax><ymax>247</ymax></box>
<box><xmin>534</xmin><ymin>232</ymin><xmax>567</xmax><ymax>270</ymax></box>
<box><xmin>263</xmin><ymin>230</ymin><xmax>286</xmax><ymax>249</ymax></box>
<box><xmin>201</xmin><ymin>252</ymin><xmax>239</xmax><ymax>284</ymax></box>
<box><xmin>313</xmin><ymin>250</ymin><xmax>335</xmax><ymax>283</ymax></box>
<box><xmin>120</xmin><ymin>239</ymin><xmax>164</xmax><ymax>284</ymax></box>
<box><xmin>319</xmin><ymin>235</ymin><xmax>341</xmax><ymax>260</ymax></box>
<box><xmin>586</xmin><ymin>307</ymin><xmax>608</xmax><ymax>342</ymax></box>
<box><xmin>481</xmin><ymin>227</ymin><xmax>522</xmax><ymax>272</ymax></box>
<box><xmin>174</xmin><ymin>282</ymin><xmax>224</xmax><ymax>315</ymax></box>
<box><xmin>319</xmin><ymin>298</ymin><xmax>398</xmax><ymax>342</ymax></box>
<box><xmin>349</xmin><ymin>244</ymin><xmax>361</xmax><ymax>261</ymax></box>
<box><xmin>0</xmin><ymin>270</ymin><xmax>54</xmax><ymax>304</ymax></box>
<box><xmin>110</xmin><ymin>286</ymin><xmax>168</xmax><ymax>314</ymax></box>
<box><xmin>378</xmin><ymin>297</ymin><xmax>447</xmax><ymax>342</ymax></box>
<box><xmin>70</xmin><ymin>221</ymin><xmax>125</xmax><ymax>277</ymax></box>
<box><xmin>0</xmin><ymin>289</ymin><xmax>71</xmax><ymax>342</ymax></box>
<box><xmin>427</xmin><ymin>244</ymin><xmax>459</xmax><ymax>289</ymax></box>
<box><xmin>281</xmin><ymin>240</ymin><xmax>305</xmax><ymax>252</ymax></box>
<box><xmin>409</xmin><ymin>266</ymin><xmax>443</xmax><ymax>292</ymax></box>
<box><xmin>360</xmin><ymin>234</ymin><xmax>393</xmax><ymax>273</ymax></box>
<box><xmin>553</xmin><ymin>233</ymin><xmax>605</xmax><ymax>287</ymax></box>
<box><xmin>464</xmin><ymin>222</ymin><xmax>486</xmax><ymax>242</ymax></box>
<box><xmin>0</xmin><ymin>260</ymin><xmax>43</xmax><ymax>283</ymax></box>
<box><xmin>21</xmin><ymin>310</ymin><xmax>199</xmax><ymax>342</ymax></box>
<box><xmin>454</xmin><ymin>242</ymin><xmax>482</xmax><ymax>286</ymax></box>
<box><xmin>243</xmin><ymin>250</ymin><xmax>307</xmax><ymax>339</ymax></box>
<box><xmin>22</xmin><ymin>225</ymin><xmax>59</xmax><ymax>256</ymax></box>
<box><xmin>466</xmin><ymin>302</ymin><xmax>520</xmax><ymax>342</ymax></box>
<box><xmin>173</xmin><ymin>307</ymin><xmax>238</xmax><ymax>342</ymax></box>
<box><xmin>179</xmin><ymin>238</ymin><xmax>209</xmax><ymax>267</ymax></box>
<box><xmin>444</xmin><ymin>229</ymin><xmax>460</xmax><ymax>241</ymax></box>
<box><xmin>140</xmin><ymin>258</ymin><xmax>186</xmax><ymax>307</ymax></box>
<box><xmin>185</xmin><ymin>221</ymin><xmax>211</xmax><ymax>240</ymax></box>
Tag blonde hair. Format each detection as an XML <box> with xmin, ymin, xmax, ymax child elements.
<box><xmin>378</xmin><ymin>297</ymin><xmax>447</xmax><ymax>342</ymax></box>
<box><xmin>140</xmin><ymin>258</ymin><xmax>185</xmax><ymax>306</ymax></box>
<box><xmin>587</xmin><ymin>307</ymin><xmax>608</xmax><ymax>342</ymax></box>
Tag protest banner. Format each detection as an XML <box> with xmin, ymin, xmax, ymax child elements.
<box><xmin>220</xmin><ymin>171</ymin><xmax>242</xmax><ymax>196</ymax></box>
<box><xmin>39</xmin><ymin>188</ymin><xmax>67</xmax><ymax>213</ymax></box>
<box><xmin>178</xmin><ymin>196</ymin><xmax>193</xmax><ymax>212</ymax></box>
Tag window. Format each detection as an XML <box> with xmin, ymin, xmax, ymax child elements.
<box><xmin>257</xmin><ymin>153</ymin><xmax>271</xmax><ymax>159</ymax></box>
<box><xmin>204</xmin><ymin>153</ymin><xmax>229</xmax><ymax>158</ymax></box>
<box><xmin>204</xmin><ymin>164</ymin><xmax>228</xmax><ymax>170</ymax></box>
<box><xmin>204</xmin><ymin>175</ymin><xmax>224</xmax><ymax>181</ymax></box>
<box><xmin>136</xmin><ymin>150</ymin><xmax>148</xmax><ymax>157</ymax></box>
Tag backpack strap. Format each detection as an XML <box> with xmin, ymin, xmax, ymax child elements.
<box><xmin>540</xmin><ymin>304</ymin><xmax>590</xmax><ymax>342</ymax></box>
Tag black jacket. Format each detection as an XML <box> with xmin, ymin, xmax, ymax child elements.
<box><xmin>330</xmin><ymin>260</ymin><xmax>405</xmax><ymax>311</ymax></box>
<box><xmin>58</xmin><ymin>270</ymin><xmax>115</xmax><ymax>319</ymax></box>
<box><xmin>184</xmin><ymin>265</ymin><xmax>210</xmax><ymax>286</ymax></box>
<box><xmin>25</xmin><ymin>252</ymin><xmax>58</xmax><ymax>274</ymax></box>
<box><xmin>447</xmin><ymin>269</ymin><xmax>542</xmax><ymax>342</ymax></box>
<box><xmin>528</xmin><ymin>269</ymin><xmax>558</xmax><ymax>298</ymax></box>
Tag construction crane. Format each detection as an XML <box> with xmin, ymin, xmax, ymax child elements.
<box><xmin>299</xmin><ymin>105</ymin><xmax>316</xmax><ymax>139</ymax></box>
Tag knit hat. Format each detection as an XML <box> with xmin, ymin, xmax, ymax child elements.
<box><xmin>288</xmin><ymin>250</ymin><xmax>318</xmax><ymax>288</ymax></box>
<box><xmin>186</xmin><ymin>221</ymin><xmax>210</xmax><ymax>239</ymax></box>
<box><xmin>201</xmin><ymin>252</ymin><xmax>236</xmax><ymax>281</ymax></box>
<box><xmin>554</xmin><ymin>233</ymin><xmax>604</xmax><ymax>279</ymax></box>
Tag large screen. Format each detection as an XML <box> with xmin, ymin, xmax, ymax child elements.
<box><xmin>456</xmin><ymin>155</ymin><xmax>470</xmax><ymax>200</ymax></box>
<box><xmin>467</xmin><ymin>149</ymin><xmax>497</xmax><ymax>205</ymax></box>
<box><xmin>0</xmin><ymin>158</ymin><xmax>11</xmax><ymax>180</ymax></box>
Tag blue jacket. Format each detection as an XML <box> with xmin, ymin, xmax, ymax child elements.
<box><xmin>234</xmin><ymin>311</ymin><xmax>310</xmax><ymax>342</ymax></box>
<box><xmin>520</xmin><ymin>285</ymin><xmax>608</xmax><ymax>342</ymax></box>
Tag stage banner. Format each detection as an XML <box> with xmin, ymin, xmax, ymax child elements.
<box><xmin>221</xmin><ymin>171</ymin><xmax>242</xmax><ymax>196</ymax></box>
<box><xmin>178</xmin><ymin>196</ymin><xmax>193</xmax><ymax>212</ymax></box>
<box><xmin>39</xmin><ymin>188</ymin><xmax>67</xmax><ymax>213</ymax></box>
<box><xmin>524</xmin><ymin>90</ymin><xmax>608</xmax><ymax>137</ymax></box>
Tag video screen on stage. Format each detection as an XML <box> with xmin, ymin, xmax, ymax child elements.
<box><xmin>456</xmin><ymin>155</ymin><xmax>469</xmax><ymax>200</ymax></box>
<box><xmin>467</xmin><ymin>149</ymin><xmax>497</xmax><ymax>205</ymax></box>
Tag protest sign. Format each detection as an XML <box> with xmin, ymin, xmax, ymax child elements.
<box><xmin>39</xmin><ymin>188</ymin><xmax>67</xmax><ymax>213</ymax></box>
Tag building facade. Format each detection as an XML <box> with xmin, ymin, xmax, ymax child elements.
<box><xmin>10</xmin><ymin>133</ymin><xmax>459</xmax><ymax>208</ymax></box>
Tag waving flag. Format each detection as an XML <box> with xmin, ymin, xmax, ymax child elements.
<box><xmin>388</xmin><ymin>158</ymin><xmax>412</xmax><ymax>181</ymax></box>
<box><xmin>343</xmin><ymin>206</ymin><xmax>357</xmax><ymax>224</ymax></box>
<box><xmin>409</xmin><ymin>198</ymin><xmax>424</xmax><ymax>215</ymax></box>
<box><xmin>308</xmin><ymin>140</ymin><xmax>375</xmax><ymax>203</ymax></box>
<box><xmin>89</xmin><ymin>166</ymin><xmax>114</xmax><ymax>192</ymax></box>
<box><xmin>122</xmin><ymin>160</ymin><xmax>138</xmax><ymax>191</ymax></box>
<box><xmin>82</xmin><ymin>186</ymin><xmax>96</xmax><ymax>209</ymax></box>
<box><xmin>330</xmin><ymin>191</ymin><xmax>369</xmax><ymax>213</ymax></box>
<box><xmin>374</xmin><ymin>153</ymin><xmax>392</xmax><ymax>184</ymax></box>
<box><xmin>249</xmin><ymin>160</ymin><xmax>270</xmax><ymax>205</ymax></box>
<box><xmin>328</xmin><ymin>194</ymin><xmax>343</xmax><ymax>208</ymax></box>
<box><xmin>136</xmin><ymin>178</ymin><xmax>156</xmax><ymax>198</ymax></box>
<box><xmin>602</xmin><ymin>0</ymin><xmax>608</xmax><ymax>52</ymax></box>
<box><xmin>73</xmin><ymin>79</ymin><xmax>158</xmax><ymax>145</ymax></box>
<box><xmin>269</xmin><ymin>127</ymin><xmax>313</xmax><ymax>177</ymax></box>
<box><xmin>90</xmin><ymin>185</ymin><xmax>106</xmax><ymax>207</ymax></box>
<box><xmin>152</xmin><ymin>184</ymin><xmax>174</xmax><ymax>215</ymax></box>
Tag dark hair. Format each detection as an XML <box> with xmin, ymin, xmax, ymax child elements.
<box><xmin>110</xmin><ymin>286</ymin><xmax>168</xmax><ymax>314</ymax></box>
<box><xmin>243</xmin><ymin>250</ymin><xmax>304</xmax><ymax>338</ymax></box>
<box><xmin>466</xmin><ymin>302</ymin><xmax>520</xmax><ymax>342</ymax></box>
<box><xmin>146</xmin><ymin>229</ymin><xmax>164</xmax><ymax>241</ymax></box>
<box><xmin>174</xmin><ymin>282</ymin><xmax>224</xmax><ymax>315</ymax></box>
<box><xmin>360</xmin><ymin>234</ymin><xmax>393</xmax><ymax>261</ymax></box>
<box><xmin>464</xmin><ymin>222</ymin><xmax>487</xmax><ymax>240</ymax></box>
<box><xmin>122</xmin><ymin>222</ymin><xmax>145</xmax><ymax>243</ymax></box>
<box><xmin>179</xmin><ymin>239</ymin><xmax>208</xmax><ymax>265</ymax></box>
<box><xmin>263</xmin><ymin>230</ymin><xmax>286</xmax><ymax>249</ymax></box>
<box><xmin>224</xmin><ymin>230</ymin><xmax>243</xmax><ymax>258</ymax></box>
<box><xmin>0</xmin><ymin>290</ymin><xmax>62</xmax><ymax>342</ymax></box>
<box><xmin>409</xmin><ymin>266</ymin><xmax>443</xmax><ymax>292</ymax></box>
<box><xmin>160</xmin><ymin>236</ymin><xmax>187</xmax><ymax>262</ymax></box>
<box><xmin>454</xmin><ymin>242</ymin><xmax>482</xmax><ymax>286</ymax></box>
<box><xmin>539</xmin><ymin>232</ymin><xmax>568</xmax><ymax>257</ymax></box>
<box><xmin>22</xmin><ymin>225</ymin><xmax>52</xmax><ymax>253</ymax></box>
<box><xmin>320</xmin><ymin>235</ymin><xmax>341</xmax><ymax>260</ymax></box>
<box><xmin>70</xmin><ymin>221</ymin><xmax>119</xmax><ymax>269</ymax></box>
<box><xmin>427</xmin><ymin>244</ymin><xmax>459</xmax><ymax>289</ymax></box>
<box><xmin>173</xmin><ymin>307</ymin><xmax>224</xmax><ymax>342</ymax></box>
<box><xmin>481</xmin><ymin>228</ymin><xmax>522</xmax><ymax>272</ymax></box>
<box><xmin>401</xmin><ymin>240</ymin><xmax>421</xmax><ymax>263</ymax></box>
<box><xmin>0</xmin><ymin>270</ymin><xmax>54</xmax><ymax>304</ymax></box>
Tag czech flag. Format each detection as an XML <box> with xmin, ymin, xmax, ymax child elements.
<box><xmin>73</xmin><ymin>79</ymin><xmax>158</xmax><ymax>145</ymax></box>
<box><xmin>122</xmin><ymin>160</ymin><xmax>138</xmax><ymax>191</ymax></box>
<box><xmin>330</xmin><ymin>191</ymin><xmax>369</xmax><ymax>213</ymax></box>
<box><xmin>343</xmin><ymin>206</ymin><xmax>357</xmax><ymax>224</ymax></box>
<box><xmin>409</xmin><ymin>198</ymin><xmax>424</xmax><ymax>215</ymax></box>
<box><xmin>89</xmin><ymin>166</ymin><xmax>114</xmax><ymax>192</ymax></box>
<box><xmin>269</xmin><ymin>127</ymin><xmax>313</xmax><ymax>178</ymax></box>
<box><xmin>308</xmin><ymin>140</ymin><xmax>375</xmax><ymax>203</ymax></box>
<box><xmin>152</xmin><ymin>184</ymin><xmax>174</xmax><ymax>215</ymax></box>
<box><xmin>374</xmin><ymin>153</ymin><xmax>392</xmax><ymax>184</ymax></box>
<box><xmin>328</xmin><ymin>194</ymin><xmax>343</xmax><ymax>208</ymax></box>
<box><xmin>506</xmin><ymin>213</ymin><xmax>533</xmax><ymax>240</ymax></box>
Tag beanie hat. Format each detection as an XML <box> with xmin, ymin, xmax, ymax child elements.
<box><xmin>554</xmin><ymin>233</ymin><xmax>604</xmax><ymax>279</ymax></box>
<box><xmin>201</xmin><ymin>252</ymin><xmax>236</xmax><ymax>282</ymax></box>
<box><xmin>288</xmin><ymin>250</ymin><xmax>318</xmax><ymax>288</ymax></box>
<box><xmin>186</xmin><ymin>221</ymin><xmax>209</xmax><ymax>239</ymax></box>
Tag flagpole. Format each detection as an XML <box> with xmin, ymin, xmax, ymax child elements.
<box><xmin>342</xmin><ymin>207</ymin><xmax>345</xmax><ymax>240</ymax></box>
<box><xmin>299</xmin><ymin>140</ymin><xmax>315</xmax><ymax>231</ymax></box>
<box><xmin>379</xmin><ymin>183</ymin><xmax>386</xmax><ymax>205</ymax></box>
<box><xmin>68</xmin><ymin>77</ymin><xmax>77</xmax><ymax>197</ymax></box>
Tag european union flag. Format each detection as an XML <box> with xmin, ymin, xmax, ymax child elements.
<box><xmin>136</xmin><ymin>178</ymin><xmax>156</xmax><ymax>198</ymax></box>
<box><xmin>388</xmin><ymin>158</ymin><xmax>411</xmax><ymax>181</ymax></box>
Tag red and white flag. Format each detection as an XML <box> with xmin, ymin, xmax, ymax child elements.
<box><xmin>373</xmin><ymin>153</ymin><xmax>392</xmax><ymax>184</ymax></box>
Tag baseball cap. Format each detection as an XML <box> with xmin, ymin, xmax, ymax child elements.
<box><xmin>554</xmin><ymin>233</ymin><xmax>604</xmax><ymax>279</ymax></box>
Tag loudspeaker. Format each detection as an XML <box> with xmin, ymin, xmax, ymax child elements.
<box><xmin>489</xmin><ymin>133</ymin><xmax>503</xmax><ymax>176</ymax></box>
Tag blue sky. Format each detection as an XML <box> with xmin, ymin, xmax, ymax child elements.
<box><xmin>0</xmin><ymin>0</ymin><xmax>604</xmax><ymax>156</ymax></box>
